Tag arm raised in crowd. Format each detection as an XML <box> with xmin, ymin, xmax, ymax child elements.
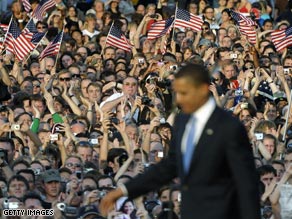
<box><xmin>269</xmin><ymin>164</ymin><xmax>292</xmax><ymax>218</ymax></box>
<box><xmin>114</xmin><ymin>156</ymin><xmax>133</xmax><ymax>182</ymax></box>
<box><xmin>250</xmin><ymin>68</ymin><xmax>262</xmax><ymax>99</ymax></box>
<box><xmin>11</xmin><ymin>59</ymin><xmax>24</xmax><ymax>85</ymax></box>
<box><xmin>61</xmin><ymin>83</ymin><xmax>82</xmax><ymax>116</ymax></box>
<box><xmin>276</xmin><ymin>66</ymin><xmax>291</xmax><ymax>102</ymax></box>
<box><xmin>133</xmin><ymin>14</ymin><xmax>151</xmax><ymax>49</ymax></box>
<box><xmin>44</xmin><ymin>90</ymin><xmax>64</xmax><ymax>123</ymax></box>
<box><xmin>80</xmin><ymin>95</ymin><xmax>94</xmax><ymax>125</ymax></box>
<box><xmin>55</xmin><ymin>134</ymin><xmax>67</xmax><ymax>166</ymax></box>
<box><xmin>0</xmin><ymin>58</ymin><xmax>11</xmax><ymax>86</ymax></box>
<box><xmin>101</xmin><ymin>95</ymin><xmax>125</xmax><ymax>113</ymax></box>
<box><xmin>142</xmin><ymin>117</ymin><xmax>160</xmax><ymax>154</ymax></box>
<box><xmin>99</xmin><ymin>113</ymin><xmax>111</xmax><ymax>169</ymax></box>
<box><xmin>113</xmin><ymin>121</ymin><xmax>131</xmax><ymax>154</ymax></box>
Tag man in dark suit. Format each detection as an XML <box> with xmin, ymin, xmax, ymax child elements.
<box><xmin>100</xmin><ymin>64</ymin><xmax>260</xmax><ymax>219</ymax></box>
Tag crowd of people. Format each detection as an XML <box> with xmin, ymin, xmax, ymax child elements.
<box><xmin>0</xmin><ymin>0</ymin><xmax>292</xmax><ymax>218</ymax></box>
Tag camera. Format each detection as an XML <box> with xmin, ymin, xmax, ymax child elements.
<box><xmin>3</xmin><ymin>199</ymin><xmax>19</xmax><ymax>209</ymax></box>
<box><xmin>230</xmin><ymin>53</ymin><xmax>237</xmax><ymax>59</ymax></box>
<box><xmin>149</xmin><ymin>14</ymin><xmax>158</xmax><ymax>19</ymax></box>
<box><xmin>157</xmin><ymin>151</ymin><xmax>164</xmax><ymax>158</ymax></box>
<box><xmin>255</xmin><ymin>133</ymin><xmax>263</xmax><ymax>140</ymax></box>
<box><xmin>156</xmin><ymin>79</ymin><xmax>171</xmax><ymax>88</ymax></box>
<box><xmin>234</xmin><ymin>89</ymin><xmax>243</xmax><ymax>96</ymax></box>
<box><xmin>108</xmin><ymin>130</ymin><xmax>123</xmax><ymax>142</ymax></box>
<box><xmin>284</xmin><ymin>68</ymin><xmax>290</xmax><ymax>74</ymax></box>
<box><xmin>146</xmin><ymin>77</ymin><xmax>157</xmax><ymax>85</ymax></box>
<box><xmin>138</xmin><ymin>58</ymin><xmax>144</xmax><ymax>64</ymax></box>
<box><xmin>110</xmin><ymin>117</ymin><xmax>119</xmax><ymax>125</ymax></box>
<box><xmin>169</xmin><ymin>65</ymin><xmax>178</xmax><ymax>71</ymax></box>
<box><xmin>8</xmin><ymin>202</ymin><xmax>19</xmax><ymax>209</ymax></box>
<box><xmin>11</xmin><ymin>124</ymin><xmax>20</xmax><ymax>131</ymax></box>
<box><xmin>141</xmin><ymin>96</ymin><xmax>153</xmax><ymax>106</ymax></box>
<box><xmin>50</xmin><ymin>133</ymin><xmax>59</xmax><ymax>141</ymax></box>
<box><xmin>97</xmin><ymin>190</ymin><xmax>107</xmax><ymax>198</ymax></box>
<box><xmin>159</xmin><ymin>118</ymin><xmax>166</xmax><ymax>124</ymax></box>
<box><xmin>57</xmin><ymin>203</ymin><xmax>78</xmax><ymax>216</ymax></box>
<box><xmin>32</xmin><ymin>168</ymin><xmax>41</xmax><ymax>176</ymax></box>
<box><xmin>89</xmin><ymin>138</ymin><xmax>99</xmax><ymax>145</ymax></box>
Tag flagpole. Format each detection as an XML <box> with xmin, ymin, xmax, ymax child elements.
<box><xmin>0</xmin><ymin>16</ymin><xmax>13</xmax><ymax>55</ymax></box>
<box><xmin>53</xmin><ymin>28</ymin><xmax>64</xmax><ymax>70</ymax></box>
<box><xmin>101</xmin><ymin>21</ymin><xmax>115</xmax><ymax>57</ymax></box>
<box><xmin>171</xmin><ymin>3</ymin><xmax>178</xmax><ymax>42</ymax></box>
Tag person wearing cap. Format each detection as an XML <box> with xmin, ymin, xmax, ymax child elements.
<box><xmin>42</xmin><ymin>169</ymin><xmax>61</xmax><ymax>209</ymax></box>
<box><xmin>78</xmin><ymin>205</ymin><xmax>102</xmax><ymax>219</ymax></box>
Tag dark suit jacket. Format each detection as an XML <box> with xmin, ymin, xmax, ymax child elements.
<box><xmin>125</xmin><ymin>106</ymin><xmax>260</xmax><ymax>219</ymax></box>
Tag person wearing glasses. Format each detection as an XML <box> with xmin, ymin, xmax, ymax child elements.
<box><xmin>57</xmin><ymin>69</ymin><xmax>72</xmax><ymax>87</ymax></box>
<box><xmin>32</xmin><ymin>78</ymin><xmax>42</xmax><ymax>95</ymax></box>
<box><xmin>100</xmin><ymin>76</ymin><xmax>138</xmax><ymax>113</ymax></box>
<box><xmin>64</xmin><ymin>155</ymin><xmax>83</xmax><ymax>174</ymax></box>
<box><xmin>36</xmin><ymin>21</ymin><xmax>48</xmax><ymax>33</ymax></box>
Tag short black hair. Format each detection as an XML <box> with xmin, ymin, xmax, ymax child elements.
<box><xmin>8</xmin><ymin>175</ymin><xmax>29</xmax><ymax>191</ymax></box>
<box><xmin>23</xmin><ymin>191</ymin><xmax>43</xmax><ymax>205</ymax></box>
<box><xmin>257</xmin><ymin>165</ymin><xmax>276</xmax><ymax>177</ymax></box>
<box><xmin>107</xmin><ymin>148</ymin><xmax>128</xmax><ymax>163</ymax></box>
<box><xmin>174</xmin><ymin>63</ymin><xmax>210</xmax><ymax>86</ymax></box>
<box><xmin>97</xmin><ymin>175</ymin><xmax>115</xmax><ymax>189</ymax></box>
<box><xmin>0</xmin><ymin>137</ymin><xmax>15</xmax><ymax>151</ymax></box>
<box><xmin>17</xmin><ymin>168</ymin><xmax>35</xmax><ymax>180</ymax></box>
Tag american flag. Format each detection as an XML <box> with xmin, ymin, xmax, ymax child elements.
<box><xmin>0</xmin><ymin>24</ymin><xmax>8</xmax><ymax>32</ymax></box>
<box><xmin>32</xmin><ymin>0</ymin><xmax>55</xmax><ymax>21</ymax></box>
<box><xmin>39</xmin><ymin>30</ymin><xmax>63</xmax><ymax>61</ymax></box>
<box><xmin>106</xmin><ymin>24</ymin><xmax>132</xmax><ymax>52</ymax></box>
<box><xmin>230</xmin><ymin>10</ymin><xmax>257</xmax><ymax>44</ymax></box>
<box><xmin>21</xmin><ymin>0</ymin><xmax>31</xmax><ymax>12</ymax></box>
<box><xmin>23</xmin><ymin>19</ymin><xmax>46</xmax><ymax>44</ymax></box>
<box><xmin>5</xmin><ymin>20</ymin><xmax>35</xmax><ymax>61</ymax></box>
<box><xmin>174</xmin><ymin>8</ymin><xmax>203</xmax><ymax>32</ymax></box>
<box><xmin>147</xmin><ymin>17</ymin><xmax>174</xmax><ymax>40</ymax></box>
<box><xmin>271</xmin><ymin>26</ymin><xmax>292</xmax><ymax>51</ymax></box>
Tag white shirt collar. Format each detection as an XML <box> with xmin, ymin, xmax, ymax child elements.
<box><xmin>192</xmin><ymin>97</ymin><xmax>216</xmax><ymax>122</ymax></box>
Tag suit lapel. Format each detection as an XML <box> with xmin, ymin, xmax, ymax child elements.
<box><xmin>183</xmin><ymin>107</ymin><xmax>221</xmax><ymax>179</ymax></box>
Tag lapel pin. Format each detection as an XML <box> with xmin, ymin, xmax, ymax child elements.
<box><xmin>206</xmin><ymin>129</ymin><xmax>213</xmax><ymax>135</ymax></box>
